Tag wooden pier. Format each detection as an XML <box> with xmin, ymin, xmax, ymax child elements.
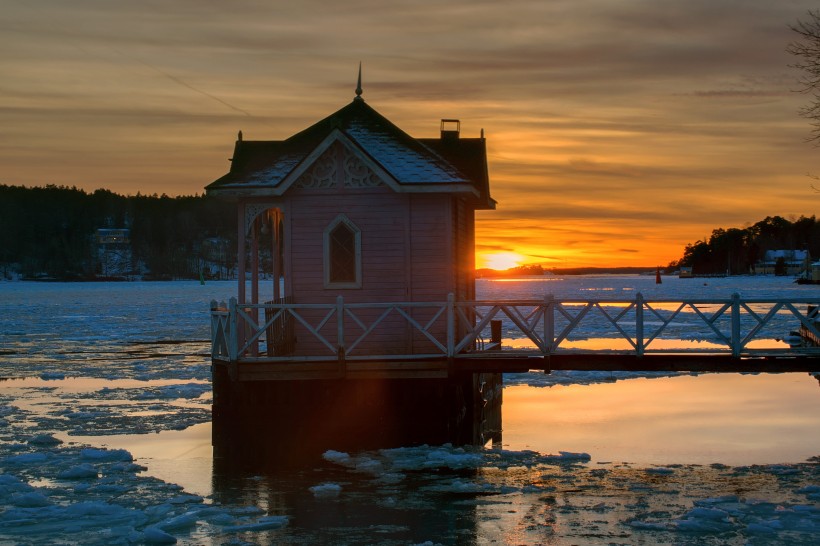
<box><xmin>203</xmin><ymin>88</ymin><xmax>818</xmax><ymax>464</ymax></box>
<box><xmin>211</xmin><ymin>293</ymin><xmax>820</xmax><ymax>379</ymax></box>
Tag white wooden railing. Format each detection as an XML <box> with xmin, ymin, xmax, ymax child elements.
<box><xmin>210</xmin><ymin>294</ymin><xmax>820</xmax><ymax>362</ymax></box>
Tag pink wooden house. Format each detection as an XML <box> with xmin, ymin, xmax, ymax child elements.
<box><xmin>206</xmin><ymin>82</ymin><xmax>500</xmax><ymax>460</ymax></box>
<box><xmin>206</xmin><ymin>84</ymin><xmax>495</xmax><ymax>361</ymax></box>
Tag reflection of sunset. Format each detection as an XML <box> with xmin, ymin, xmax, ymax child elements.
<box><xmin>500</xmin><ymin>337</ymin><xmax>790</xmax><ymax>351</ymax></box>
<box><xmin>502</xmin><ymin>374</ymin><xmax>820</xmax><ymax>465</ymax></box>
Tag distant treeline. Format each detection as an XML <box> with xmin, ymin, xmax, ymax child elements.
<box><xmin>476</xmin><ymin>264</ymin><xmax>550</xmax><ymax>278</ymax></box>
<box><xmin>2</xmin><ymin>185</ymin><xmax>816</xmax><ymax>280</ymax></box>
<box><xmin>671</xmin><ymin>215</ymin><xmax>820</xmax><ymax>275</ymax></box>
<box><xmin>0</xmin><ymin>185</ymin><xmax>236</xmax><ymax>280</ymax></box>
<box><xmin>477</xmin><ymin>264</ymin><xmax>660</xmax><ymax>277</ymax></box>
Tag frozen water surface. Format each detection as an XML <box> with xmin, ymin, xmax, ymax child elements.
<box><xmin>0</xmin><ymin>278</ymin><xmax>818</xmax><ymax>544</ymax></box>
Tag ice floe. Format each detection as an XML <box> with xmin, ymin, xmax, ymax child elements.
<box><xmin>0</xmin><ymin>443</ymin><xmax>292</xmax><ymax>544</ymax></box>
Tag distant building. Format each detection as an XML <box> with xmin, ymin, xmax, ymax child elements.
<box><xmin>810</xmin><ymin>261</ymin><xmax>820</xmax><ymax>282</ymax></box>
<box><xmin>756</xmin><ymin>250</ymin><xmax>810</xmax><ymax>276</ymax></box>
<box><xmin>96</xmin><ymin>228</ymin><xmax>130</xmax><ymax>245</ymax></box>
<box><xmin>95</xmin><ymin>228</ymin><xmax>132</xmax><ymax>278</ymax></box>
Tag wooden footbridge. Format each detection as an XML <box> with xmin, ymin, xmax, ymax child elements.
<box><xmin>210</xmin><ymin>293</ymin><xmax>820</xmax><ymax>380</ymax></box>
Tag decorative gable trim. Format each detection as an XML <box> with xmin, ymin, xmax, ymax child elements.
<box><xmin>293</xmin><ymin>146</ymin><xmax>338</xmax><ymax>189</ymax></box>
<box><xmin>278</xmin><ymin>129</ymin><xmax>399</xmax><ymax>194</ymax></box>
<box><xmin>292</xmin><ymin>142</ymin><xmax>386</xmax><ymax>190</ymax></box>
<box><xmin>344</xmin><ymin>151</ymin><xmax>383</xmax><ymax>188</ymax></box>
<box><xmin>244</xmin><ymin>202</ymin><xmax>278</xmax><ymax>236</ymax></box>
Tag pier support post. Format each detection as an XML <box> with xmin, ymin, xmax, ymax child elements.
<box><xmin>237</xmin><ymin>202</ymin><xmax>246</xmax><ymax>304</ymax></box>
<box><xmin>731</xmin><ymin>293</ymin><xmax>741</xmax><ymax>358</ymax></box>
<box><xmin>211</xmin><ymin>367</ymin><xmax>502</xmax><ymax>470</ymax></box>
<box><xmin>228</xmin><ymin>297</ymin><xmax>238</xmax><ymax>362</ymax></box>
<box><xmin>635</xmin><ymin>293</ymin><xmax>644</xmax><ymax>357</ymax></box>
<box><xmin>490</xmin><ymin>320</ymin><xmax>502</xmax><ymax>348</ymax></box>
<box><xmin>544</xmin><ymin>294</ymin><xmax>554</xmax><ymax>353</ymax></box>
<box><xmin>446</xmin><ymin>293</ymin><xmax>455</xmax><ymax>358</ymax></box>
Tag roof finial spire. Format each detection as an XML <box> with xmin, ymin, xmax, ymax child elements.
<box><xmin>355</xmin><ymin>62</ymin><xmax>363</xmax><ymax>101</ymax></box>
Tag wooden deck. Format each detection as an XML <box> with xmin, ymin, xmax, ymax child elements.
<box><xmin>211</xmin><ymin>294</ymin><xmax>820</xmax><ymax>380</ymax></box>
<box><xmin>213</xmin><ymin>350</ymin><xmax>820</xmax><ymax>381</ymax></box>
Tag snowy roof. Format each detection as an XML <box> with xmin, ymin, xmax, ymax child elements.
<box><xmin>205</xmin><ymin>98</ymin><xmax>494</xmax><ymax>208</ymax></box>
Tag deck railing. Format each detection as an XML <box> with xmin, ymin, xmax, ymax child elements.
<box><xmin>210</xmin><ymin>294</ymin><xmax>820</xmax><ymax>362</ymax></box>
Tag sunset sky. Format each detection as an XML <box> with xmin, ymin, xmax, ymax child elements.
<box><xmin>2</xmin><ymin>0</ymin><xmax>818</xmax><ymax>269</ymax></box>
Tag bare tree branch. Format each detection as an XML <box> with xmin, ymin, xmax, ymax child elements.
<box><xmin>787</xmin><ymin>10</ymin><xmax>820</xmax><ymax>144</ymax></box>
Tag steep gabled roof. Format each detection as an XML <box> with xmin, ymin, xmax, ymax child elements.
<box><xmin>205</xmin><ymin>98</ymin><xmax>494</xmax><ymax>208</ymax></box>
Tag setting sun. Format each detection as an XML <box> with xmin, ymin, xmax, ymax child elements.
<box><xmin>479</xmin><ymin>252</ymin><xmax>526</xmax><ymax>270</ymax></box>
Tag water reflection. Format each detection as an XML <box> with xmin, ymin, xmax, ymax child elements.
<box><xmin>210</xmin><ymin>462</ymin><xmax>488</xmax><ymax>544</ymax></box>
<box><xmin>502</xmin><ymin>372</ymin><xmax>820</xmax><ymax>466</ymax></box>
<box><xmin>502</xmin><ymin>336</ymin><xmax>792</xmax><ymax>351</ymax></box>
<box><xmin>50</xmin><ymin>372</ymin><xmax>820</xmax><ymax>503</ymax></box>
<box><xmin>46</xmin><ymin>372</ymin><xmax>820</xmax><ymax>544</ymax></box>
<box><xmin>208</xmin><ymin>374</ymin><xmax>820</xmax><ymax>544</ymax></box>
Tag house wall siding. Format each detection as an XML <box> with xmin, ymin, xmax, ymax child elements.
<box><xmin>275</xmin><ymin>144</ymin><xmax>477</xmax><ymax>356</ymax></box>
<box><xmin>288</xmin><ymin>187</ymin><xmax>409</xmax><ymax>303</ymax></box>
<box><xmin>408</xmin><ymin>194</ymin><xmax>455</xmax><ymax>300</ymax></box>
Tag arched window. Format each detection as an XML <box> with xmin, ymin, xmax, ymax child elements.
<box><xmin>324</xmin><ymin>215</ymin><xmax>361</xmax><ymax>288</ymax></box>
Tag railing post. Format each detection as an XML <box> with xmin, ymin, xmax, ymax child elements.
<box><xmin>635</xmin><ymin>292</ymin><xmax>644</xmax><ymax>357</ymax></box>
<box><xmin>336</xmin><ymin>295</ymin><xmax>345</xmax><ymax>360</ymax></box>
<box><xmin>544</xmin><ymin>294</ymin><xmax>555</xmax><ymax>354</ymax></box>
<box><xmin>209</xmin><ymin>300</ymin><xmax>218</xmax><ymax>343</ymax></box>
<box><xmin>731</xmin><ymin>292</ymin><xmax>741</xmax><ymax>358</ymax></box>
<box><xmin>228</xmin><ymin>297</ymin><xmax>238</xmax><ymax>362</ymax></box>
<box><xmin>446</xmin><ymin>293</ymin><xmax>455</xmax><ymax>358</ymax></box>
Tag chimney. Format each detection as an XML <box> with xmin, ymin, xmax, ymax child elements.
<box><xmin>440</xmin><ymin>118</ymin><xmax>460</xmax><ymax>141</ymax></box>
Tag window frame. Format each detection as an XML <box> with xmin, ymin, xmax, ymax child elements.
<box><xmin>323</xmin><ymin>214</ymin><xmax>362</xmax><ymax>289</ymax></box>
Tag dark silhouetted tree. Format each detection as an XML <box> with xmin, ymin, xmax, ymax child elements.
<box><xmin>788</xmin><ymin>10</ymin><xmax>820</xmax><ymax>144</ymax></box>
<box><xmin>674</xmin><ymin>215</ymin><xmax>818</xmax><ymax>275</ymax></box>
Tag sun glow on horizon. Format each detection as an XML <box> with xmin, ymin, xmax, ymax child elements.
<box><xmin>479</xmin><ymin>252</ymin><xmax>527</xmax><ymax>270</ymax></box>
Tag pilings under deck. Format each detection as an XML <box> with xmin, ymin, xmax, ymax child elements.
<box><xmin>212</xmin><ymin>362</ymin><xmax>503</xmax><ymax>471</ymax></box>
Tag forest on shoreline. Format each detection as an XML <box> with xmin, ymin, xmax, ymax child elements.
<box><xmin>668</xmin><ymin>215</ymin><xmax>819</xmax><ymax>275</ymax></box>
<box><xmin>0</xmin><ymin>185</ymin><xmax>817</xmax><ymax>280</ymax></box>
<box><xmin>0</xmin><ymin>185</ymin><xmax>235</xmax><ymax>280</ymax></box>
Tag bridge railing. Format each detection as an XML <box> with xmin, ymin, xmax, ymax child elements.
<box><xmin>209</xmin><ymin>294</ymin><xmax>820</xmax><ymax>362</ymax></box>
<box><xmin>209</xmin><ymin>302</ymin><xmax>234</xmax><ymax>361</ymax></box>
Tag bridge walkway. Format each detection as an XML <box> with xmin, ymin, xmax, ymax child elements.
<box><xmin>210</xmin><ymin>294</ymin><xmax>820</xmax><ymax>380</ymax></box>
